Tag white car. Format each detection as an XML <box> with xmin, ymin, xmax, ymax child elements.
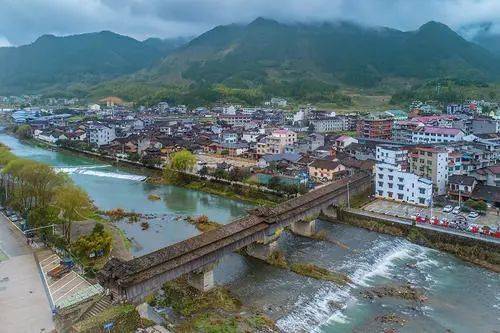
<box><xmin>452</xmin><ymin>206</ymin><xmax>461</xmax><ymax>215</ymax></box>
<box><xmin>468</xmin><ymin>211</ymin><xmax>479</xmax><ymax>219</ymax></box>
<box><xmin>443</xmin><ymin>205</ymin><xmax>453</xmax><ymax>213</ymax></box>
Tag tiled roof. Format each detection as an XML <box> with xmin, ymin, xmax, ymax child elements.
<box><xmin>310</xmin><ymin>159</ymin><xmax>343</xmax><ymax>170</ymax></box>
<box><xmin>421</xmin><ymin>126</ymin><xmax>463</xmax><ymax>136</ymax></box>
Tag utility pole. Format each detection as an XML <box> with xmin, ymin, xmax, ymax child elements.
<box><xmin>347</xmin><ymin>181</ymin><xmax>350</xmax><ymax>209</ymax></box>
<box><xmin>458</xmin><ymin>187</ymin><xmax>462</xmax><ymax>208</ymax></box>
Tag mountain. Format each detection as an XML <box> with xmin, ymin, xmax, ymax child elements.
<box><xmin>1</xmin><ymin>20</ymin><xmax>498</xmax><ymax>97</ymax></box>
<box><xmin>149</xmin><ymin>19</ymin><xmax>500</xmax><ymax>88</ymax></box>
<box><xmin>142</xmin><ymin>36</ymin><xmax>192</xmax><ymax>55</ymax></box>
<box><xmin>472</xmin><ymin>33</ymin><xmax>500</xmax><ymax>56</ymax></box>
<box><xmin>0</xmin><ymin>31</ymin><xmax>176</xmax><ymax>94</ymax></box>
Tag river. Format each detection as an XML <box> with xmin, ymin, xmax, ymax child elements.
<box><xmin>1</xmin><ymin>133</ymin><xmax>498</xmax><ymax>333</ymax></box>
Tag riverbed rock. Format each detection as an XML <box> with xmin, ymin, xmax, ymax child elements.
<box><xmin>375</xmin><ymin>313</ymin><xmax>407</xmax><ymax>325</ymax></box>
<box><xmin>361</xmin><ymin>284</ymin><xmax>425</xmax><ymax>302</ymax></box>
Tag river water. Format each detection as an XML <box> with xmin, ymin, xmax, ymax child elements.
<box><xmin>1</xmin><ymin>133</ymin><xmax>498</xmax><ymax>332</ymax></box>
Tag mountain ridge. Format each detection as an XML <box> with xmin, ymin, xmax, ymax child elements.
<box><xmin>0</xmin><ymin>19</ymin><xmax>498</xmax><ymax>96</ymax></box>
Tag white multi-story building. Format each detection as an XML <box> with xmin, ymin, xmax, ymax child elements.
<box><xmin>256</xmin><ymin>129</ymin><xmax>297</xmax><ymax>155</ymax></box>
<box><xmin>375</xmin><ymin>146</ymin><xmax>432</xmax><ymax>206</ymax></box>
<box><xmin>412</xmin><ymin>126</ymin><xmax>464</xmax><ymax>143</ymax></box>
<box><xmin>375</xmin><ymin>146</ymin><xmax>409</xmax><ymax>171</ymax></box>
<box><xmin>310</xmin><ymin>117</ymin><xmax>349</xmax><ymax>133</ymax></box>
<box><xmin>242</xmin><ymin>132</ymin><xmax>260</xmax><ymax>143</ymax></box>
<box><xmin>89</xmin><ymin>125</ymin><xmax>116</xmax><ymax>147</ymax></box>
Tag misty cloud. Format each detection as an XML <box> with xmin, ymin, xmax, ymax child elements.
<box><xmin>1</xmin><ymin>0</ymin><xmax>499</xmax><ymax>46</ymax></box>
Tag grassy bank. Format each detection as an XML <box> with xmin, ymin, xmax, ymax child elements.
<box><xmin>157</xmin><ymin>279</ymin><xmax>278</xmax><ymax>332</ymax></box>
<box><xmin>290</xmin><ymin>263</ymin><xmax>352</xmax><ymax>285</ymax></box>
<box><xmin>72</xmin><ymin>304</ymin><xmax>145</xmax><ymax>332</ymax></box>
<box><xmin>150</xmin><ymin>174</ymin><xmax>283</xmax><ymax>206</ymax></box>
<box><xmin>185</xmin><ymin>215</ymin><xmax>222</xmax><ymax>233</ymax></box>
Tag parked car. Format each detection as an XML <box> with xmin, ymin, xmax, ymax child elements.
<box><xmin>416</xmin><ymin>216</ymin><xmax>426</xmax><ymax>223</ymax></box>
<box><xmin>452</xmin><ymin>206</ymin><xmax>461</xmax><ymax>214</ymax></box>
<box><xmin>480</xmin><ymin>225</ymin><xmax>491</xmax><ymax>236</ymax></box>
<box><xmin>448</xmin><ymin>221</ymin><xmax>458</xmax><ymax>229</ymax></box>
<box><xmin>468</xmin><ymin>211</ymin><xmax>479</xmax><ymax>219</ymax></box>
<box><xmin>468</xmin><ymin>225</ymin><xmax>480</xmax><ymax>233</ymax></box>
<box><xmin>443</xmin><ymin>205</ymin><xmax>453</xmax><ymax>213</ymax></box>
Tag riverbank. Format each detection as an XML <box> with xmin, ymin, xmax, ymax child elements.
<box><xmin>149</xmin><ymin>174</ymin><xmax>283</xmax><ymax>206</ymax></box>
<box><xmin>327</xmin><ymin>208</ymin><xmax>500</xmax><ymax>272</ymax></box>
<box><xmin>155</xmin><ymin>278</ymin><xmax>278</xmax><ymax>332</ymax></box>
<box><xmin>25</xmin><ymin>135</ymin><xmax>284</xmax><ymax>206</ymax></box>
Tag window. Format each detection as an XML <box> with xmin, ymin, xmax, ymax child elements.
<box><xmin>378</xmin><ymin>181</ymin><xmax>383</xmax><ymax>187</ymax></box>
<box><xmin>398</xmin><ymin>177</ymin><xmax>404</xmax><ymax>182</ymax></box>
<box><xmin>388</xmin><ymin>192</ymin><xmax>393</xmax><ymax>198</ymax></box>
<box><xmin>419</xmin><ymin>188</ymin><xmax>426</xmax><ymax>194</ymax></box>
<box><xmin>397</xmin><ymin>194</ymin><xmax>404</xmax><ymax>200</ymax></box>
<box><xmin>419</xmin><ymin>198</ymin><xmax>426</xmax><ymax>204</ymax></box>
<box><xmin>398</xmin><ymin>184</ymin><xmax>404</xmax><ymax>190</ymax></box>
<box><xmin>388</xmin><ymin>183</ymin><xmax>393</xmax><ymax>189</ymax></box>
<box><xmin>378</xmin><ymin>174</ymin><xmax>383</xmax><ymax>179</ymax></box>
<box><xmin>388</xmin><ymin>175</ymin><xmax>394</xmax><ymax>180</ymax></box>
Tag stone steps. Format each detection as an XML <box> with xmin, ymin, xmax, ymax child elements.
<box><xmin>80</xmin><ymin>295</ymin><xmax>112</xmax><ymax>320</ymax></box>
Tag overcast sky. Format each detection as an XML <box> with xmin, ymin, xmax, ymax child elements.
<box><xmin>1</xmin><ymin>0</ymin><xmax>499</xmax><ymax>47</ymax></box>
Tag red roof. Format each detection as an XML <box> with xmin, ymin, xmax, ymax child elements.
<box><xmin>422</xmin><ymin>126</ymin><xmax>462</xmax><ymax>136</ymax></box>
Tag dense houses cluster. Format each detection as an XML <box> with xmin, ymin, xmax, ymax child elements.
<box><xmin>6</xmin><ymin>96</ymin><xmax>500</xmax><ymax>207</ymax></box>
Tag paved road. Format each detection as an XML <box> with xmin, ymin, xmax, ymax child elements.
<box><xmin>0</xmin><ymin>214</ymin><xmax>54</xmax><ymax>333</ymax></box>
<box><xmin>346</xmin><ymin>208</ymin><xmax>500</xmax><ymax>245</ymax></box>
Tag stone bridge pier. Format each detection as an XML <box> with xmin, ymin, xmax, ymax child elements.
<box><xmin>246</xmin><ymin>227</ymin><xmax>281</xmax><ymax>261</ymax></box>
<box><xmin>187</xmin><ymin>262</ymin><xmax>216</xmax><ymax>292</ymax></box>
<box><xmin>290</xmin><ymin>218</ymin><xmax>317</xmax><ymax>237</ymax></box>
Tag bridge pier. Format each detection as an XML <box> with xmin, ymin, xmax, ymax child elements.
<box><xmin>246</xmin><ymin>240</ymin><xmax>278</xmax><ymax>261</ymax></box>
<box><xmin>290</xmin><ymin>219</ymin><xmax>316</xmax><ymax>237</ymax></box>
<box><xmin>187</xmin><ymin>265</ymin><xmax>215</xmax><ymax>292</ymax></box>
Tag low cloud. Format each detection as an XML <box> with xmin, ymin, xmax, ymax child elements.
<box><xmin>0</xmin><ymin>36</ymin><xmax>12</xmax><ymax>47</ymax></box>
<box><xmin>0</xmin><ymin>0</ymin><xmax>499</xmax><ymax>45</ymax></box>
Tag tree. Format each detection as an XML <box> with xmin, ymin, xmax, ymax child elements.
<box><xmin>198</xmin><ymin>165</ymin><xmax>209</xmax><ymax>178</ymax></box>
<box><xmin>465</xmin><ymin>199</ymin><xmax>487</xmax><ymax>213</ymax></box>
<box><xmin>169</xmin><ymin>150</ymin><xmax>196</xmax><ymax>172</ymax></box>
<box><xmin>2</xmin><ymin>159</ymin><xmax>67</xmax><ymax>215</ymax></box>
<box><xmin>53</xmin><ymin>184</ymin><xmax>93</xmax><ymax>243</ymax></box>
<box><xmin>213</xmin><ymin>168</ymin><xmax>228</xmax><ymax>180</ymax></box>
<box><xmin>15</xmin><ymin>124</ymin><xmax>32</xmax><ymax>139</ymax></box>
<box><xmin>72</xmin><ymin>223</ymin><xmax>112</xmax><ymax>262</ymax></box>
<box><xmin>228</xmin><ymin>167</ymin><xmax>250</xmax><ymax>182</ymax></box>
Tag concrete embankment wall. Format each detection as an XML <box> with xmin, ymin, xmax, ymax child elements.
<box><xmin>323</xmin><ymin>208</ymin><xmax>500</xmax><ymax>272</ymax></box>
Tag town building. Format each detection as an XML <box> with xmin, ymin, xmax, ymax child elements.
<box><xmin>257</xmin><ymin>129</ymin><xmax>297</xmax><ymax>155</ymax></box>
<box><xmin>308</xmin><ymin>159</ymin><xmax>346</xmax><ymax>181</ymax></box>
<box><xmin>89</xmin><ymin>125</ymin><xmax>116</xmax><ymax>146</ymax></box>
<box><xmin>376</xmin><ymin>145</ymin><xmax>409</xmax><ymax>172</ymax></box>
<box><xmin>310</xmin><ymin>117</ymin><xmax>349</xmax><ymax>133</ymax></box>
<box><xmin>375</xmin><ymin>146</ymin><xmax>433</xmax><ymax>206</ymax></box>
<box><xmin>411</xmin><ymin>126</ymin><xmax>464</xmax><ymax>144</ymax></box>
<box><xmin>409</xmin><ymin>147</ymin><xmax>449</xmax><ymax>195</ymax></box>
<box><xmin>356</xmin><ymin>117</ymin><xmax>393</xmax><ymax>140</ymax></box>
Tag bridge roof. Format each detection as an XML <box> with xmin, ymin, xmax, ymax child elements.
<box><xmin>100</xmin><ymin>214</ymin><xmax>266</xmax><ymax>285</ymax></box>
<box><xmin>99</xmin><ymin>172</ymin><xmax>370</xmax><ymax>286</ymax></box>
